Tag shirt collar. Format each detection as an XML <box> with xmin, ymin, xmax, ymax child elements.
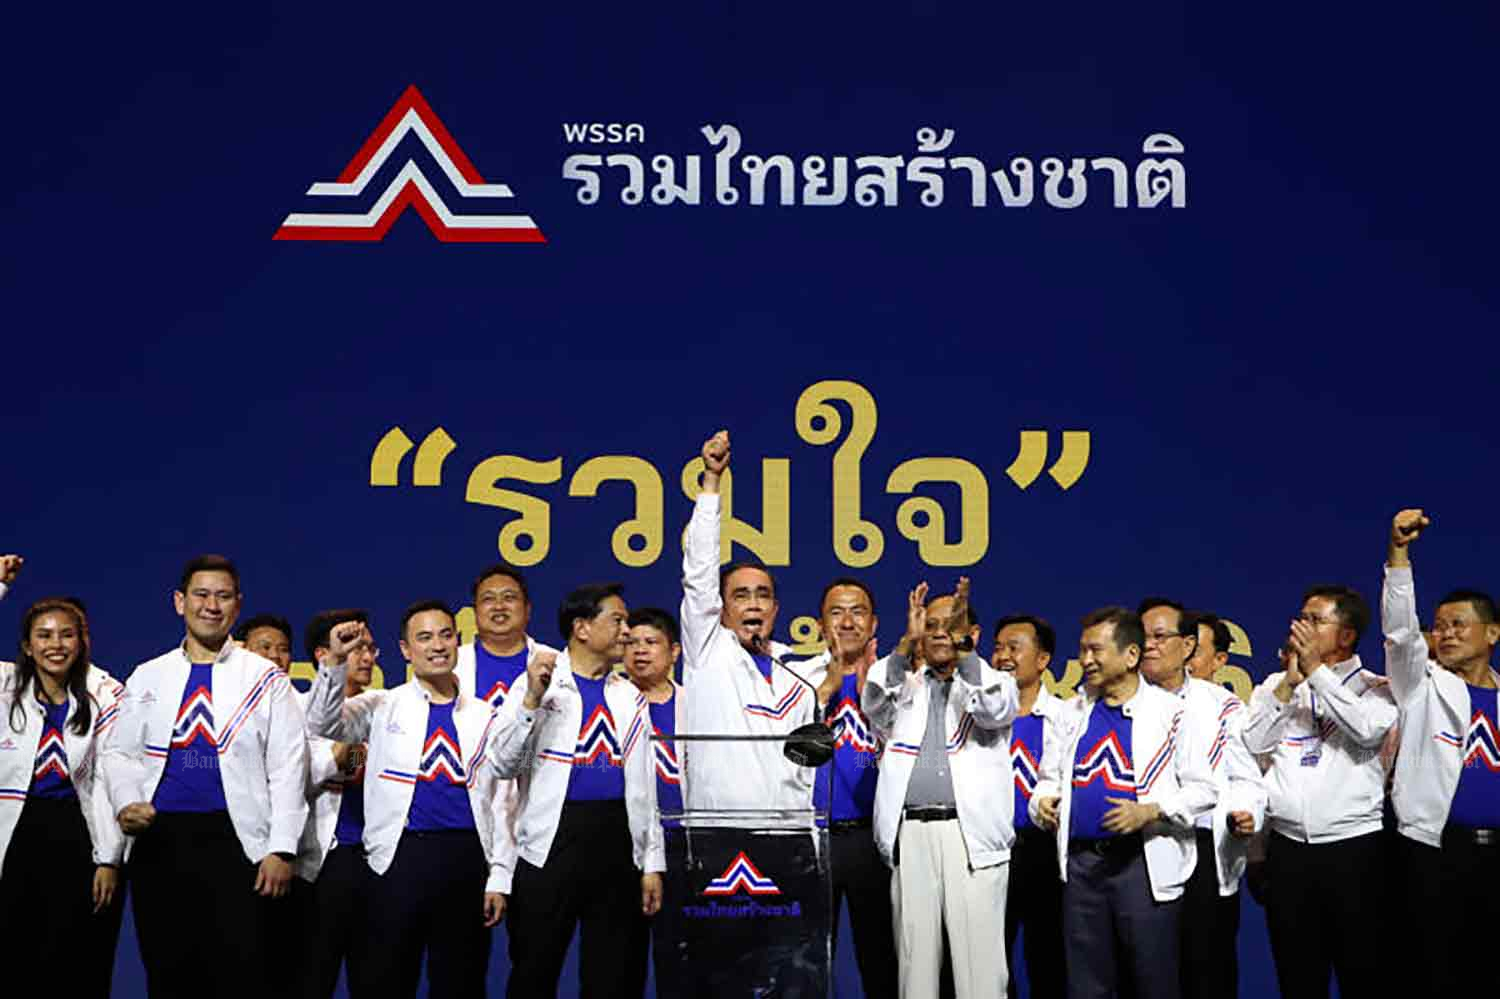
<box><xmin>177</xmin><ymin>639</ymin><xmax>236</xmax><ymax>666</ymax></box>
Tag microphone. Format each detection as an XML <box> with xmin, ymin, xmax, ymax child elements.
<box><xmin>751</xmin><ymin>634</ymin><xmax>836</xmax><ymax>768</ymax></box>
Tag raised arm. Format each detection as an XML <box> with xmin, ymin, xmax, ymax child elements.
<box><xmin>680</xmin><ymin>431</ymin><xmax>730</xmax><ymax>671</ymax></box>
<box><xmin>1303</xmin><ymin>667</ymin><xmax>1397</xmax><ymax>749</ymax></box>
<box><xmin>952</xmin><ymin>654</ymin><xmax>1019</xmax><ymax>730</ymax></box>
<box><xmin>305</xmin><ymin>618</ymin><xmax>386</xmax><ymax>743</ymax></box>
<box><xmin>1241</xmin><ymin>667</ymin><xmax>1298</xmax><ymax>755</ymax></box>
<box><xmin>861</xmin><ymin>583</ymin><xmax>928</xmax><ymax>738</ymax></box>
<box><xmin>1383</xmin><ymin>508</ymin><xmax>1434</xmax><ymax>704</ymax></box>
<box><xmin>486</xmin><ymin>653</ymin><xmax>556</xmax><ymax>779</ymax></box>
<box><xmin>0</xmin><ymin>554</ymin><xmax>21</xmax><ymax>602</ymax></box>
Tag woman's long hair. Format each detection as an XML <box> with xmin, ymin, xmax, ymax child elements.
<box><xmin>9</xmin><ymin>599</ymin><xmax>92</xmax><ymax>736</ymax></box>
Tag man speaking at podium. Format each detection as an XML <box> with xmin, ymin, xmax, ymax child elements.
<box><xmin>678</xmin><ymin>430</ymin><xmax>815</xmax><ymax>817</ymax></box>
<box><xmin>663</xmin><ymin>430</ymin><xmax>825</xmax><ymax>997</ymax></box>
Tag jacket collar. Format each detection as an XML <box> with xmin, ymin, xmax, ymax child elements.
<box><xmin>1025</xmin><ymin>682</ymin><xmax>1059</xmax><ymax>717</ymax></box>
<box><xmin>176</xmin><ymin>638</ymin><xmax>237</xmax><ymax>667</ymax></box>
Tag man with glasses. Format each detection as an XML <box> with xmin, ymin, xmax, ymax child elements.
<box><xmin>297</xmin><ymin>609</ymin><xmax>379</xmax><ymax>998</ymax></box>
<box><xmin>1382</xmin><ymin>509</ymin><xmax>1500</xmax><ymax>994</ymax></box>
<box><xmin>1243</xmin><ymin>585</ymin><xmax>1397</xmax><ymax>999</ymax></box>
<box><xmin>1137</xmin><ymin>598</ymin><xmax>1264</xmax><ymax>999</ymax></box>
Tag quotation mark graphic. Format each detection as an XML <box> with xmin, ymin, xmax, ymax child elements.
<box><xmin>370</xmin><ymin>427</ymin><xmax>456</xmax><ymax>486</ymax></box>
<box><xmin>1005</xmin><ymin>431</ymin><xmax>1090</xmax><ymax>490</ymax></box>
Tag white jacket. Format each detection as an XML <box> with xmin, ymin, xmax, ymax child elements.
<box><xmin>1242</xmin><ymin>654</ymin><xmax>1396</xmax><ymax>843</ymax></box>
<box><xmin>679</xmin><ymin>494</ymin><xmax>814</xmax><ymax>818</ymax></box>
<box><xmin>455</xmin><ymin>636</ymin><xmax>558</xmax><ymax>706</ymax></box>
<box><xmin>862</xmin><ymin>652</ymin><xmax>1020</xmax><ymax>869</ymax></box>
<box><xmin>0</xmin><ymin>664</ymin><xmax>126</xmax><ymax>872</ymax></box>
<box><xmin>453</xmin><ymin>638</ymin><xmax>558</xmax><ymax>892</ymax></box>
<box><xmin>1383</xmin><ymin>565</ymin><xmax>1495</xmax><ymax>846</ymax></box>
<box><xmin>103</xmin><ymin>643</ymin><xmax>308</xmax><ymax>863</ymax></box>
<box><xmin>1176</xmin><ymin>677</ymin><xmax>1267</xmax><ymax>895</ymax></box>
<box><xmin>488</xmin><ymin>650</ymin><xmax>664</xmax><ymax>874</ymax></box>
<box><xmin>1030</xmin><ymin>679</ymin><xmax>1216</xmax><ymax>902</ymax></box>
<box><xmin>304</xmin><ymin>662</ymin><xmax>510</xmax><ymax>893</ymax></box>
<box><xmin>294</xmin><ymin>689</ymin><xmax>356</xmax><ymax>882</ymax></box>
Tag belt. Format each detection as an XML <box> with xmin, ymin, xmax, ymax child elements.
<box><xmin>903</xmin><ymin>806</ymin><xmax>958</xmax><ymax>822</ymax></box>
<box><xmin>1068</xmin><ymin>833</ymin><xmax>1143</xmax><ymax>857</ymax></box>
<box><xmin>830</xmin><ymin>818</ymin><xmax>873</xmax><ymax>831</ymax></box>
<box><xmin>1443</xmin><ymin>823</ymin><xmax>1500</xmax><ymax>847</ymax></box>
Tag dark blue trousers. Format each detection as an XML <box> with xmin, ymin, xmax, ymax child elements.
<box><xmin>1062</xmin><ymin>835</ymin><xmax>1180</xmax><ymax>999</ymax></box>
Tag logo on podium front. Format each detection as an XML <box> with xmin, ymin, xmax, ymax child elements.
<box><xmin>274</xmin><ymin>85</ymin><xmax>545</xmax><ymax>244</ymax></box>
<box><xmin>701</xmin><ymin>851</ymin><xmax>781</xmax><ymax>897</ymax></box>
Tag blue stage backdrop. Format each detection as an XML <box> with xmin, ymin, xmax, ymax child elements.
<box><xmin>6</xmin><ymin>2</ymin><xmax>1497</xmax><ymax>995</ymax></box>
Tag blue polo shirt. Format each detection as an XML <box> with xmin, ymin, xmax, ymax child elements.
<box><xmin>153</xmin><ymin>663</ymin><xmax>228</xmax><ymax>813</ymax></box>
<box><xmin>814</xmin><ymin>672</ymin><xmax>879</xmax><ymax>823</ymax></box>
<box><xmin>1069</xmin><ymin>700</ymin><xmax>1135</xmax><ymax>841</ymax></box>
<box><xmin>1011</xmin><ymin>713</ymin><xmax>1045</xmax><ymax>832</ymax></box>
<box><xmin>1450</xmin><ymin>684</ymin><xmax>1500</xmax><ymax>829</ymax></box>
<box><xmin>406</xmin><ymin>703</ymin><xmax>473</xmax><ymax>832</ymax></box>
<box><xmin>473</xmin><ymin>642</ymin><xmax>529</xmax><ymax>708</ymax></box>
<box><xmin>566</xmin><ymin>675</ymin><xmax>625</xmax><ymax>801</ymax></box>
<box><xmin>29</xmin><ymin>699</ymin><xmax>76</xmax><ymax>801</ymax></box>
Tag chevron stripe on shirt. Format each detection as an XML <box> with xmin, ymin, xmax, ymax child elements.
<box><xmin>153</xmin><ymin>663</ymin><xmax>228</xmax><ymax>813</ymax></box>
<box><xmin>567</xmin><ymin>675</ymin><xmax>626</xmax><ymax>801</ymax></box>
<box><xmin>29</xmin><ymin>700</ymin><xmax>75</xmax><ymax>800</ymax></box>
<box><xmin>1449</xmin><ymin>685</ymin><xmax>1500</xmax><ymax>828</ymax></box>
<box><xmin>406</xmin><ymin>703</ymin><xmax>474</xmax><ymax>832</ymax></box>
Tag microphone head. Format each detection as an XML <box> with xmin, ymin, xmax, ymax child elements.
<box><xmin>783</xmin><ymin>722</ymin><xmax>836</xmax><ymax>767</ymax></box>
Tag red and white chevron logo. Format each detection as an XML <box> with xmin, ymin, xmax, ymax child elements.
<box><xmin>274</xmin><ymin>85</ymin><xmax>544</xmax><ymax>244</ymax></box>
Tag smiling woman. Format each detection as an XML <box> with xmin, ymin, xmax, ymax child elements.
<box><xmin>0</xmin><ymin>598</ymin><xmax>126</xmax><ymax>998</ymax></box>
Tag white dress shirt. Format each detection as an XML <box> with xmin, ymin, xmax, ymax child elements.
<box><xmin>1242</xmin><ymin>654</ymin><xmax>1397</xmax><ymax>843</ymax></box>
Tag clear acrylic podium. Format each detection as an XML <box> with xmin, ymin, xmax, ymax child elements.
<box><xmin>652</xmin><ymin>734</ymin><xmax>833</xmax><ymax>999</ymax></box>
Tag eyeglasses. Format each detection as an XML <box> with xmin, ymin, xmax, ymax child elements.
<box><xmin>1296</xmin><ymin>613</ymin><xmax>1340</xmax><ymax>627</ymax></box>
<box><xmin>1144</xmin><ymin>631</ymin><xmax>1182</xmax><ymax>645</ymax></box>
<box><xmin>348</xmin><ymin>642</ymin><xmax>382</xmax><ymax>661</ymax></box>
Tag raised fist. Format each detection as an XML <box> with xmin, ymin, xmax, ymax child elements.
<box><xmin>701</xmin><ymin>431</ymin><xmax>730</xmax><ymax>475</ymax></box>
<box><xmin>327</xmin><ymin>621</ymin><xmax>366</xmax><ymax>665</ymax></box>
<box><xmin>1391</xmin><ymin>509</ymin><xmax>1430</xmax><ymax>548</ymax></box>
<box><xmin>522</xmin><ymin>651</ymin><xmax>558</xmax><ymax>711</ymax></box>
<box><xmin>0</xmin><ymin>555</ymin><xmax>23</xmax><ymax>586</ymax></box>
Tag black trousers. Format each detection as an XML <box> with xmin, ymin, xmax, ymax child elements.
<box><xmin>1005</xmin><ymin>826</ymin><xmax>1065</xmax><ymax>999</ymax></box>
<box><xmin>507</xmin><ymin>799</ymin><xmax>647</xmax><ymax>999</ymax></box>
<box><xmin>1263</xmin><ymin>830</ymin><xmax>1382</xmax><ymax>999</ymax></box>
<box><xmin>1179</xmin><ymin>828</ymin><xmax>1239</xmax><ymax>999</ymax></box>
<box><xmin>131</xmin><ymin>810</ymin><xmax>279</xmax><ymax>999</ymax></box>
<box><xmin>1062</xmin><ymin>836</ymin><xmax>1180</xmax><ymax>999</ymax></box>
<box><xmin>363</xmin><ymin>829</ymin><xmax>492</xmax><ymax>999</ymax></box>
<box><xmin>301</xmin><ymin>843</ymin><xmax>372</xmax><ymax>998</ymax></box>
<box><xmin>1401</xmin><ymin>826</ymin><xmax>1500</xmax><ymax>995</ymax></box>
<box><xmin>0</xmin><ymin>796</ymin><xmax>123</xmax><ymax>998</ymax></box>
<box><xmin>831</xmin><ymin>821</ymin><xmax>897</xmax><ymax>999</ymax></box>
